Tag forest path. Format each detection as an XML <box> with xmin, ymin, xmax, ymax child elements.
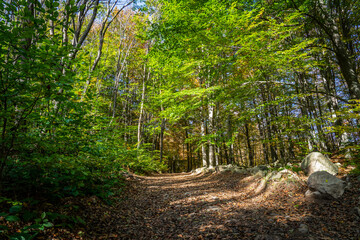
<box><xmin>85</xmin><ymin>172</ymin><xmax>359</xmax><ymax>240</ymax></box>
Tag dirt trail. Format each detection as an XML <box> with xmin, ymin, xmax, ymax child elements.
<box><xmin>84</xmin><ymin>172</ymin><xmax>360</xmax><ymax>240</ymax></box>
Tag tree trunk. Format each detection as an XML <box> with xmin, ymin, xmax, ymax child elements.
<box><xmin>159</xmin><ymin>118</ymin><xmax>166</xmax><ymax>163</ymax></box>
<box><xmin>244</xmin><ymin>123</ymin><xmax>253</xmax><ymax>167</ymax></box>
<box><xmin>208</xmin><ymin>102</ymin><xmax>215</xmax><ymax>167</ymax></box>
<box><xmin>201</xmin><ymin>113</ymin><xmax>207</xmax><ymax>167</ymax></box>
<box><xmin>226</xmin><ymin>114</ymin><xmax>234</xmax><ymax>164</ymax></box>
<box><xmin>137</xmin><ymin>67</ymin><xmax>147</xmax><ymax>149</ymax></box>
<box><xmin>186</xmin><ymin>129</ymin><xmax>192</xmax><ymax>171</ymax></box>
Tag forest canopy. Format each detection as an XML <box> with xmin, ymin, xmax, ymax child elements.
<box><xmin>0</xmin><ymin>0</ymin><xmax>359</xmax><ymax>200</ymax></box>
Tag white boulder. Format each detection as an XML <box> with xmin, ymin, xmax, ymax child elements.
<box><xmin>301</xmin><ymin>152</ymin><xmax>338</xmax><ymax>176</ymax></box>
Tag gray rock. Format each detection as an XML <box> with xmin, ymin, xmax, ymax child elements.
<box><xmin>301</xmin><ymin>152</ymin><xmax>338</xmax><ymax>175</ymax></box>
<box><xmin>307</xmin><ymin>171</ymin><xmax>346</xmax><ymax>199</ymax></box>
<box><xmin>215</xmin><ymin>165</ymin><xmax>230</xmax><ymax>173</ymax></box>
<box><xmin>305</xmin><ymin>189</ymin><xmax>323</xmax><ymax>199</ymax></box>
<box><xmin>215</xmin><ymin>164</ymin><xmax>246</xmax><ymax>173</ymax></box>
<box><xmin>297</xmin><ymin>224</ymin><xmax>309</xmax><ymax>235</ymax></box>
<box><xmin>231</xmin><ymin>167</ymin><xmax>247</xmax><ymax>174</ymax></box>
<box><xmin>267</xmin><ymin>169</ymin><xmax>301</xmax><ymax>182</ymax></box>
<box><xmin>266</xmin><ymin>171</ymin><xmax>281</xmax><ymax>180</ymax></box>
<box><xmin>255</xmin><ymin>170</ymin><xmax>267</xmax><ymax>177</ymax></box>
<box><xmin>193</xmin><ymin>167</ymin><xmax>216</xmax><ymax>174</ymax></box>
<box><xmin>192</xmin><ymin>167</ymin><xmax>207</xmax><ymax>175</ymax></box>
<box><xmin>281</xmin><ymin>169</ymin><xmax>301</xmax><ymax>179</ymax></box>
<box><xmin>249</xmin><ymin>165</ymin><xmax>269</xmax><ymax>175</ymax></box>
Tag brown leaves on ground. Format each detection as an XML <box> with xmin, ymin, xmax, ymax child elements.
<box><xmin>81</xmin><ymin>172</ymin><xmax>359</xmax><ymax>239</ymax></box>
<box><xmin>2</xmin><ymin>171</ymin><xmax>360</xmax><ymax>239</ymax></box>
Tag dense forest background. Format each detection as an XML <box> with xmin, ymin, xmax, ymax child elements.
<box><xmin>1</xmin><ymin>0</ymin><xmax>360</xmax><ymax>207</ymax></box>
<box><xmin>1</xmin><ymin>0</ymin><xmax>360</xmax><ymax>238</ymax></box>
<box><xmin>2</xmin><ymin>0</ymin><xmax>360</xmax><ymax>178</ymax></box>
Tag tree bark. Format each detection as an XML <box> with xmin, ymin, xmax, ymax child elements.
<box><xmin>244</xmin><ymin>123</ymin><xmax>253</xmax><ymax>167</ymax></box>
<box><xmin>201</xmin><ymin>107</ymin><xmax>207</xmax><ymax>167</ymax></box>
<box><xmin>208</xmin><ymin>102</ymin><xmax>215</xmax><ymax>167</ymax></box>
<box><xmin>159</xmin><ymin>118</ymin><xmax>166</xmax><ymax>163</ymax></box>
<box><xmin>137</xmin><ymin>66</ymin><xmax>147</xmax><ymax>149</ymax></box>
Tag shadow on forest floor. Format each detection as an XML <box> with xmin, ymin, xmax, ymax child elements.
<box><xmin>79</xmin><ymin>172</ymin><xmax>360</xmax><ymax>239</ymax></box>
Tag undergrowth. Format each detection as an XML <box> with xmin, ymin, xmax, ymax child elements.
<box><xmin>0</xmin><ymin>141</ymin><xmax>166</xmax><ymax>239</ymax></box>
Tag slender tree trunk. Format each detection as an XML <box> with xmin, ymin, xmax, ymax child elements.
<box><xmin>226</xmin><ymin>114</ymin><xmax>234</xmax><ymax>164</ymax></box>
<box><xmin>253</xmin><ymin>97</ymin><xmax>269</xmax><ymax>164</ymax></box>
<box><xmin>236</xmin><ymin>133</ymin><xmax>244</xmax><ymax>165</ymax></box>
<box><xmin>321</xmin><ymin>66</ymin><xmax>339</xmax><ymax>149</ymax></box>
<box><xmin>201</xmin><ymin>116</ymin><xmax>207</xmax><ymax>167</ymax></box>
<box><xmin>190</xmin><ymin>143</ymin><xmax>195</xmax><ymax>169</ymax></box>
<box><xmin>197</xmin><ymin>149</ymin><xmax>201</xmax><ymax>169</ymax></box>
<box><xmin>186</xmin><ymin>129</ymin><xmax>191</xmax><ymax>171</ymax></box>
<box><xmin>159</xmin><ymin>118</ymin><xmax>166</xmax><ymax>163</ymax></box>
<box><xmin>244</xmin><ymin>123</ymin><xmax>253</xmax><ymax>167</ymax></box>
<box><xmin>223</xmin><ymin>139</ymin><xmax>229</xmax><ymax>164</ymax></box>
<box><xmin>208</xmin><ymin>102</ymin><xmax>215</xmax><ymax>167</ymax></box>
<box><xmin>137</xmin><ymin>66</ymin><xmax>147</xmax><ymax>149</ymax></box>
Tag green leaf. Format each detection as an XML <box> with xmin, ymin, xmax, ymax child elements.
<box><xmin>43</xmin><ymin>222</ymin><xmax>54</xmax><ymax>228</ymax></box>
<box><xmin>5</xmin><ymin>215</ymin><xmax>20</xmax><ymax>222</ymax></box>
<box><xmin>0</xmin><ymin>212</ymin><xmax>7</xmax><ymax>217</ymax></box>
<box><xmin>10</xmin><ymin>232</ymin><xmax>38</xmax><ymax>240</ymax></box>
<box><xmin>9</xmin><ymin>205</ymin><xmax>22</xmax><ymax>214</ymax></box>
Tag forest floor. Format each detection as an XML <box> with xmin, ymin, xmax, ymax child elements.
<box><xmin>78</xmin><ymin>170</ymin><xmax>360</xmax><ymax>240</ymax></box>
<box><xmin>3</xmin><ymin>169</ymin><xmax>360</xmax><ymax>239</ymax></box>
<box><xmin>0</xmin><ymin>169</ymin><xmax>360</xmax><ymax>240</ymax></box>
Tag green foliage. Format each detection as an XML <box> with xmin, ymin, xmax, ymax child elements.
<box><xmin>350</xmin><ymin>167</ymin><xmax>360</xmax><ymax>176</ymax></box>
<box><xmin>1</xmin><ymin>0</ymin><xmax>359</xmax><ymax>235</ymax></box>
<box><xmin>133</xmin><ymin>147</ymin><xmax>168</xmax><ymax>174</ymax></box>
<box><xmin>0</xmin><ymin>1</ymin><xmax>167</xmax><ymax>237</ymax></box>
<box><xmin>2</xmin><ymin>129</ymin><xmax>167</xmax><ymax>201</ymax></box>
<box><xmin>0</xmin><ymin>199</ymin><xmax>54</xmax><ymax>240</ymax></box>
<box><xmin>0</xmin><ymin>0</ymin><xmax>164</xmax><ymax>189</ymax></box>
<box><xmin>285</xmin><ymin>165</ymin><xmax>302</xmax><ymax>173</ymax></box>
